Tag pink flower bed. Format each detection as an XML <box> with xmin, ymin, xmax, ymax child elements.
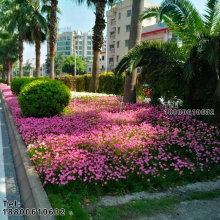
<box><xmin>1</xmin><ymin>84</ymin><xmax>220</xmax><ymax>185</ymax></box>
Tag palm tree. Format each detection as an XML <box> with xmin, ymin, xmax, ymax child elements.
<box><xmin>123</xmin><ymin>0</ymin><xmax>143</xmax><ymax>103</ymax></box>
<box><xmin>0</xmin><ymin>32</ymin><xmax>18</xmax><ymax>84</ymax></box>
<box><xmin>47</xmin><ymin>0</ymin><xmax>58</xmax><ymax>79</ymax></box>
<box><xmin>76</xmin><ymin>0</ymin><xmax>120</xmax><ymax>92</ymax></box>
<box><xmin>25</xmin><ymin>0</ymin><xmax>48</xmax><ymax>77</ymax></box>
<box><xmin>0</xmin><ymin>0</ymin><xmax>33</xmax><ymax>78</ymax></box>
<box><xmin>140</xmin><ymin>0</ymin><xmax>220</xmax><ymax>112</ymax></box>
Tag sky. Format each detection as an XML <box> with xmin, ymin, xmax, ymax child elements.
<box><xmin>23</xmin><ymin>0</ymin><xmax>207</xmax><ymax>64</ymax></box>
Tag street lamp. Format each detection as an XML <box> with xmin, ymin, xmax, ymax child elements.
<box><xmin>74</xmin><ymin>49</ymin><xmax>77</xmax><ymax>77</ymax></box>
<box><xmin>105</xmin><ymin>37</ymin><xmax>108</xmax><ymax>73</ymax></box>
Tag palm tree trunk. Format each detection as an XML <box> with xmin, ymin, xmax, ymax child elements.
<box><xmin>6</xmin><ymin>58</ymin><xmax>10</xmax><ymax>85</ymax></box>
<box><xmin>123</xmin><ymin>0</ymin><xmax>143</xmax><ymax>103</ymax></box>
<box><xmin>9</xmin><ymin>62</ymin><xmax>13</xmax><ymax>83</ymax></box>
<box><xmin>18</xmin><ymin>33</ymin><xmax>23</xmax><ymax>78</ymax></box>
<box><xmin>89</xmin><ymin>1</ymin><xmax>106</xmax><ymax>92</ymax></box>
<box><xmin>3</xmin><ymin>63</ymin><xmax>7</xmax><ymax>81</ymax></box>
<box><xmin>35</xmin><ymin>40</ymin><xmax>41</xmax><ymax>77</ymax></box>
<box><xmin>49</xmin><ymin>0</ymin><xmax>58</xmax><ymax>79</ymax></box>
<box><xmin>214</xmin><ymin>38</ymin><xmax>220</xmax><ymax>118</ymax></box>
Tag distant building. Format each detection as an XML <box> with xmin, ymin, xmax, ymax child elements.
<box><xmin>106</xmin><ymin>0</ymin><xmax>158</xmax><ymax>71</ymax></box>
<box><xmin>141</xmin><ymin>23</ymin><xmax>174</xmax><ymax>42</ymax></box>
<box><xmin>54</xmin><ymin>30</ymin><xmax>106</xmax><ymax>73</ymax></box>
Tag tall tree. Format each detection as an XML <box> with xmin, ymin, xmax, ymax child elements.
<box><xmin>0</xmin><ymin>33</ymin><xmax>18</xmax><ymax>84</ymax></box>
<box><xmin>49</xmin><ymin>0</ymin><xmax>58</xmax><ymax>79</ymax></box>
<box><xmin>25</xmin><ymin>0</ymin><xmax>48</xmax><ymax>77</ymax></box>
<box><xmin>0</xmin><ymin>0</ymin><xmax>32</xmax><ymax>77</ymax></box>
<box><xmin>77</xmin><ymin>0</ymin><xmax>120</xmax><ymax>92</ymax></box>
<box><xmin>123</xmin><ymin>0</ymin><xmax>143</xmax><ymax>103</ymax></box>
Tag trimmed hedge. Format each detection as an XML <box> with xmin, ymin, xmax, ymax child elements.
<box><xmin>18</xmin><ymin>79</ymin><xmax>71</xmax><ymax>118</ymax></box>
<box><xmin>56</xmin><ymin>72</ymin><xmax>125</xmax><ymax>95</ymax></box>
<box><xmin>11</xmin><ymin>77</ymin><xmax>50</xmax><ymax>95</ymax></box>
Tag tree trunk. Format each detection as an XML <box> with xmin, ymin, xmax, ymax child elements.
<box><xmin>18</xmin><ymin>33</ymin><xmax>24</xmax><ymax>78</ymax></box>
<box><xmin>89</xmin><ymin>1</ymin><xmax>106</xmax><ymax>92</ymax></box>
<box><xmin>35</xmin><ymin>40</ymin><xmax>41</xmax><ymax>77</ymax></box>
<box><xmin>90</xmin><ymin>50</ymin><xmax>100</xmax><ymax>92</ymax></box>
<box><xmin>123</xmin><ymin>71</ymin><xmax>137</xmax><ymax>103</ymax></box>
<box><xmin>214</xmin><ymin>38</ymin><xmax>220</xmax><ymax>119</ymax></box>
<box><xmin>123</xmin><ymin>0</ymin><xmax>143</xmax><ymax>103</ymax></box>
<box><xmin>49</xmin><ymin>0</ymin><xmax>58</xmax><ymax>79</ymax></box>
<box><xmin>3</xmin><ymin>63</ymin><xmax>7</xmax><ymax>81</ymax></box>
<box><xmin>9</xmin><ymin>62</ymin><xmax>13</xmax><ymax>83</ymax></box>
<box><xmin>6</xmin><ymin>58</ymin><xmax>10</xmax><ymax>85</ymax></box>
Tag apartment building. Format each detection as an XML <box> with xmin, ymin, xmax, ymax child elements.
<box><xmin>55</xmin><ymin>30</ymin><xmax>106</xmax><ymax>73</ymax></box>
<box><xmin>106</xmin><ymin>0</ymin><xmax>158</xmax><ymax>71</ymax></box>
<box><xmin>141</xmin><ymin>23</ymin><xmax>174</xmax><ymax>42</ymax></box>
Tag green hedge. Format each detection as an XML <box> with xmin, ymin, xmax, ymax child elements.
<box><xmin>11</xmin><ymin>77</ymin><xmax>50</xmax><ymax>95</ymax></box>
<box><xmin>18</xmin><ymin>79</ymin><xmax>71</xmax><ymax>118</ymax></box>
<box><xmin>56</xmin><ymin>72</ymin><xmax>125</xmax><ymax>95</ymax></box>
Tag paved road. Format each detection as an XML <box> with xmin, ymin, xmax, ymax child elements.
<box><xmin>139</xmin><ymin>198</ymin><xmax>220</xmax><ymax>220</ymax></box>
<box><xmin>0</xmin><ymin>99</ymin><xmax>23</xmax><ymax>220</ymax></box>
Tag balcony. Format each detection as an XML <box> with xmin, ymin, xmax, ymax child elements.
<box><xmin>110</xmin><ymin>34</ymin><xmax>116</xmax><ymax>40</ymax></box>
<box><xmin>110</xmin><ymin>48</ymin><xmax>115</xmax><ymax>53</ymax></box>
<box><xmin>111</xmin><ymin>20</ymin><xmax>116</xmax><ymax>26</ymax></box>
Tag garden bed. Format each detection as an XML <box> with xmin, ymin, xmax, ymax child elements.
<box><xmin>0</xmin><ymin>84</ymin><xmax>220</xmax><ymax>219</ymax></box>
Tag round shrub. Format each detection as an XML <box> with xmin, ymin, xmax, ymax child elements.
<box><xmin>11</xmin><ymin>77</ymin><xmax>50</xmax><ymax>95</ymax></box>
<box><xmin>18</xmin><ymin>79</ymin><xmax>71</xmax><ymax>118</ymax></box>
<box><xmin>11</xmin><ymin>77</ymin><xmax>34</xmax><ymax>95</ymax></box>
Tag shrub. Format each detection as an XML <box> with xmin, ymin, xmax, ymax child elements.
<box><xmin>11</xmin><ymin>77</ymin><xmax>50</xmax><ymax>95</ymax></box>
<box><xmin>55</xmin><ymin>75</ymin><xmax>76</xmax><ymax>91</ymax></box>
<box><xmin>76</xmin><ymin>74</ymin><xmax>92</xmax><ymax>92</ymax></box>
<box><xmin>0</xmin><ymin>79</ymin><xmax>6</xmax><ymax>84</ymax></box>
<box><xmin>11</xmin><ymin>77</ymin><xmax>33</xmax><ymax>95</ymax></box>
<box><xmin>56</xmin><ymin>72</ymin><xmax>124</xmax><ymax>95</ymax></box>
<box><xmin>18</xmin><ymin>79</ymin><xmax>71</xmax><ymax>118</ymax></box>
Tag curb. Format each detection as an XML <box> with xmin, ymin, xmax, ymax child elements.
<box><xmin>0</xmin><ymin>91</ymin><xmax>55</xmax><ymax>220</ymax></box>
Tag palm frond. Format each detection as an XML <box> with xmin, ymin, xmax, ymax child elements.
<box><xmin>139</xmin><ymin>7</ymin><xmax>160</xmax><ymax>21</ymax></box>
<box><xmin>204</xmin><ymin>0</ymin><xmax>220</xmax><ymax>35</ymax></box>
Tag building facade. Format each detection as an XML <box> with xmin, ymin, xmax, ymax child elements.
<box><xmin>106</xmin><ymin>0</ymin><xmax>158</xmax><ymax>71</ymax></box>
<box><xmin>141</xmin><ymin>23</ymin><xmax>174</xmax><ymax>42</ymax></box>
<box><xmin>55</xmin><ymin>30</ymin><xmax>106</xmax><ymax>73</ymax></box>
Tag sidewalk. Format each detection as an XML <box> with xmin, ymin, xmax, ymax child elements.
<box><xmin>0</xmin><ymin>99</ymin><xmax>23</xmax><ymax>220</ymax></box>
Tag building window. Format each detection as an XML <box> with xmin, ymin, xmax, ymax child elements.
<box><xmin>102</xmin><ymin>56</ymin><xmax>105</xmax><ymax>61</ymax></box>
<box><xmin>127</xmin><ymin>9</ymin><xmax>132</xmax><ymax>17</ymax></box>
<box><xmin>66</xmin><ymin>47</ymin><xmax>70</xmax><ymax>50</ymax></box>
<box><xmin>118</xmin><ymin>12</ymin><xmax>121</xmax><ymax>19</ymax></box>
<box><xmin>87</xmin><ymin>36</ymin><xmax>92</xmax><ymax>39</ymax></box>
<box><xmin>110</xmin><ymin>45</ymin><xmax>115</xmax><ymax>51</ymax></box>
<box><xmin>109</xmin><ymin>58</ymin><xmax>114</xmax><ymax>63</ymax></box>
<box><xmin>79</xmin><ymin>41</ymin><xmax>83</xmax><ymax>45</ymax></box>
<box><xmin>79</xmin><ymin>46</ymin><xmax>82</xmax><ymax>50</ymax></box>
<box><xmin>75</xmin><ymin>41</ymin><xmax>78</xmax><ymax>45</ymax></box>
<box><xmin>111</xmin><ymin>19</ymin><xmax>116</xmax><ymax>25</ymax></box>
<box><xmin>89</xmin><ymin>67</ymin><xmax>92</xmax><ymax>72</ymax></box>
<box><xmin>102</xmin><ymin>65</ymin><xmax>104</xmax><ymax>69</ymax></box>
<box><xmin>116</xmin><ymin>56</ymin><xmax>119</xmax><ymax>62</ymax></box>
<box><xmin>87</xmin><ymin>46</ymin><xmax>92</xmax><ymax>50</ymax></box>
<box><xmin>126</xmin><ymin>25</ymin><xmax>131</xmax><ymax>32</ymax></box>
<box><xmin>65</xmin><ymin>52</ymin><xmax>70</xmax><ymax>55</ymax></box>
<box><xmin>125</xmin><ymin>40</ymin><xmax>129</xmax><ymax>47</ymax></box>
<box><xmin>87</xmin><ymin>41</ymin><xmax>92</xmax><ymax>45</ymax></box>
<box><xmin>118</xmin><ymin>27</ymin><xmax>120</xmax><ymax>34</ymax></box>
<box><xmin>87</xmin><ymin>51</ymin><xmax>92</xmax><ymax>55</ymax></box>
<box><xmin>117</xmin><ymin>41</ymin><xmax>120</xmax><ymax>48</ymax></box>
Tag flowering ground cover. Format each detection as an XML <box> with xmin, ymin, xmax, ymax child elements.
<box><xmin>1</xmin><ymin>83</ymin><xmax>220</xmax><ymax>190</ymax></box>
